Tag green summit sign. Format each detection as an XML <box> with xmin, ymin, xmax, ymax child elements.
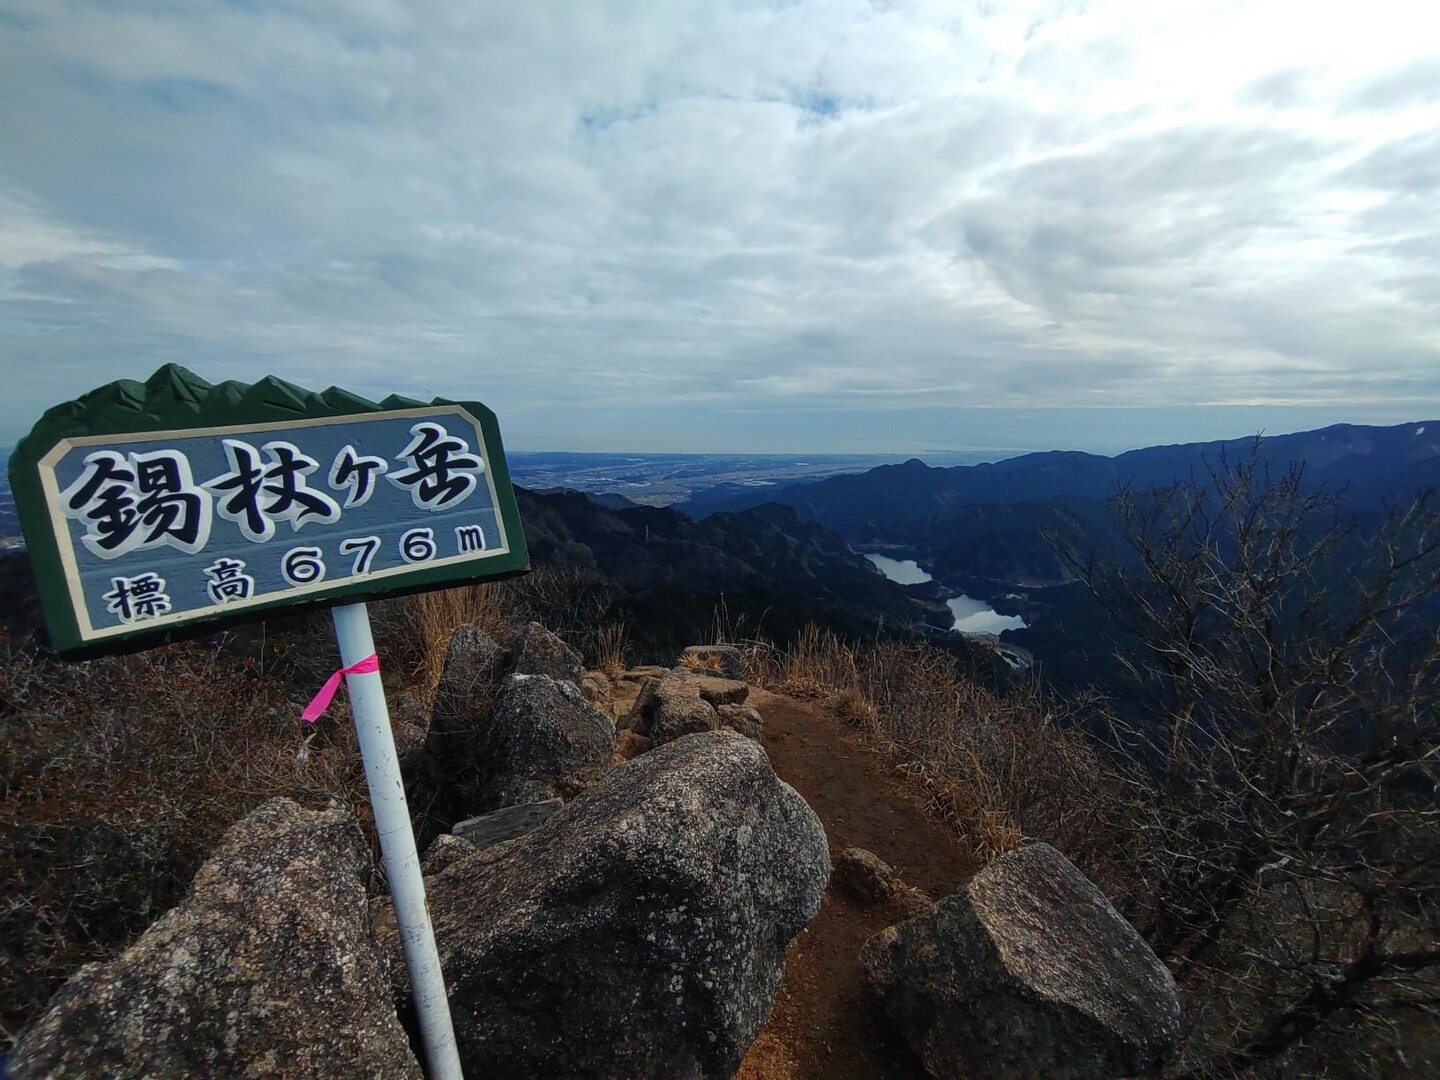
<box><xmin>10</xmin><ymin>365</ymin><xmax>529</xmax><ymax>657</ymax></box>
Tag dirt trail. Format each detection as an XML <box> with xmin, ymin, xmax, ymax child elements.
<box><xmin>737</xmin><ymin>688</ymin><xmax>977</xmax><ymax>1080</ymax></box>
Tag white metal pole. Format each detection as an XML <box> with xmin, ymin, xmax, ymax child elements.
<box><xmin>331</xmin><ymin>602</ymin><xmax>463</xmax><ymax>1080</ymax></box>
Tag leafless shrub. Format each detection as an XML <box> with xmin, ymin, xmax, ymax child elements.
<box><xmin>1051</xmin><ymin>450</ymin><xmax>1440</xmax><ymax>1075</ymax></box>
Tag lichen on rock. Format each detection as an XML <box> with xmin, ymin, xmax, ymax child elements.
<box><xmin>10</xmin><ymin>798</ymin><xmax>420</xmax><ymax>1079</ymax></box>
<box><xmin>862</xmin><ymin>842</ymin><xmax>1182</xmax><ymax>1079</ymax></box>
<box><xmin>378</xmin><ymin>729</ymin><xmax>831</xmax><ymax>1079</ymax></box>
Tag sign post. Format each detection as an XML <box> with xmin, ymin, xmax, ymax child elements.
<box><xmin>332</xmin><ymin>601</ymin><xmax>460</xmax><ymax>1078</ymax></box>
<box><xmin>10</xmin><ymin>365</ymin><xmax>531</xmax><ymax>1078</ymax></box>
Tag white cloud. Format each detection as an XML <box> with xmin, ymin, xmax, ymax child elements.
<box><xmin>1</xmin><ymin>0</ymin><xmax>1437</xmax><ymax>451</ymax></box>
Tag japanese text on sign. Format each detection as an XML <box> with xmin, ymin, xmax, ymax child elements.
<box><xmin>40</xmin><ymin>409</ymin><xmax>511</xmax><ymax>639</ymax></box>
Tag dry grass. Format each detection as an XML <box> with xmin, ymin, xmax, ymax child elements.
<box><xmin>678</xmin><ymin>650</ymin><xmax>725</xmax><ymax>673</ymax></box>
<box><xmin>830</xmin><ymin>686</ymin><xmax>877</xmax><ymax>731</ymax></box>
<box><xmin>380</xmin><ymin>583</ymin><xmax>512</xmax><ymax>696</ymax></box>
<box><xmin>594</xmin><ymin>621</ymin><xmax>628</xmax><ymax>674</ymax></box>
<box><xmin>0</xmin><ymin>631</ymin><xmax>372</xmax><ymax>1047</ymax></box>
<box><xmin>733</xmin><ymin>640</ymin><xmax>779</xmax><ymax>687</ymax></box>
<box><xmin>764</xmin><ymin>625</ymin><xmax>1121</xmax><ymax>865</ymax></box>
<box><xmin>773</xmin><ymin>623</ymin><xmax>861</xmax><ymax>700</ymax></box>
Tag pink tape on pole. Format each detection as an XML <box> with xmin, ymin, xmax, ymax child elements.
<box><xmin>302</xmin><ymin>654</ymin><xmax>380</xmax><ymax>724</ymax></box>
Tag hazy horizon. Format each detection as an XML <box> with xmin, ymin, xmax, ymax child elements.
<box><xmin>3</xmin><ymin>3</ymin><xmax>1437</xmax><ymax>451</ymax></box>
<box><xmin>6</xmin><ymin>408</ymin><xmax>1435</xmax><ymax>463</ymax></box>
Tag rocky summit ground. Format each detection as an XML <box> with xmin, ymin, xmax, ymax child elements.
<box><xmin>727</xmin><ymin>689</ymin><xmax>965</xmax><ymax>1079</ymax></box>
<box><xmin>738</xmin><ymin>689</ymin><xmax>976</xmax><ymax>1080</ymax></box>
<box><xmin>601</xmin><ymin>674</ymin><xmax>976</xmax><ymax>1080</ymax></box>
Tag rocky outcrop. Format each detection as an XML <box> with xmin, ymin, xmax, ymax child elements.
<box><xmin>423</xmin><ymin>832</ymin><xmax>480</xmax><ymax>876</ymax></box>
<box><xmin>378</xmin><ymin>729</ymin><xmax>830</xmax><ymax>1079</ymax></box>
<box><xmin>621</xmin><ymin>675</ymin><xmax>664</xmax><ymax>736</ymax></box>
<box><xmin>10</xmin><ymin>799</ymin><xmax>419</xmax><ymax>1080</ymax></box>
<box><xmin>388</xmin><ymin>688</ymin><xmax>431</xmax><ymax>754</ymax></box>
<box><xmin>652</xmin><ymin>693</ymin><xmax>720</xmax><ymax>744</ymax></box>
<box><xmin>717</xmin><ymin>703</ymin><xmax>764</xmax><ymax>741</ymax></box>
<box><xmin>694</xmin><ymin>675</ymin><xmax>749</xmax><ymax>706</ymax></box>
<box><xmin>622</xmin><ymin>670</ymin><xmax>723</xmax><ymax>745</ymax></box>
<box><xmin>638</xmin><ymin>672</ymin><xmax>722</xmax><ymax>746</ymax></box>
<box><xmin>833</xmin><ymin>847</ymin><xmax>902</xmax><ymax>905</ymax></box>
<box><xmin>428</xmin><ymin>624</ymin><xmax>507</xmax><ymax>760</ymax></box>
<box><xmin>580</xmin><ymin>672</ymin><xmax>610</xmax><ymax>704</ymax></box>
<box><xmin>614</xmin><ymin>730</ymin><xmax>653</xmax><ymax>761</ymax></box>
<box><xmin>622</xmin><ymin>670</ymin><xmax>759</xmax><ymax>748</ymax></box>
<box><xmin>861</xmin><ymin>842</ymin><xmax>1182</xmax><ymax>1079</ymax></box>
<box><xmin>509</xmin><ymin>620</ymin><xmax>585</xmax><ymax>685</ymax></box>
<box><xmin>479</xmin><ymin>673</ymin><xmax>615</xmax><ymax>810</ymax></box>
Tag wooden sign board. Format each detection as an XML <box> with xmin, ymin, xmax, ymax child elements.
<box><xmin>9</xmin><ymin>365</ymin><xmax>529</xmax><ymax>657</ymax></box>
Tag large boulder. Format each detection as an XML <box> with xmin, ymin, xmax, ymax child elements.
<box><xmin>10</xmin><ymin>799</ymin><xmax>419</xmax><ymax>1080</ymax></box>
<box><xmin>717</xmin><ymin>703</ymin><xmax>764</xmax><ymax>741</ymax></box>
<box><xmin>645</xmin><ymin>672</ymin><xmax>722</xmax><ymax>746</ymax></box>
<box><xmin>509</xmin><ymin>620</ymin><xmax>585</xmax><ymax>685</ymax></box>
<box><xmin>861</xmin><ymin>842</ymin><xmax>1182</xmax><ymax>1079</ymax></box>
<box><xmin>695</xmin><ymin>675</ymin><xmax>749</xmax><ymax>707</ymax></box>
<box><xmin>378</xmin><ymin>729</ymin><xmax>830</xmax><ymax>1079</ymax></box>
<box><xmin>480</xmin><ymin>673</ymin><xmax>615</xmax><ymax>810</ymax></box>
<box><xmin>833</xmin><ymin>846</ymin><xmax>901</xmax><ymax>905</ymax></box>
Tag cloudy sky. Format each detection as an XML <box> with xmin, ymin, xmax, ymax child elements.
<box><xmin>2</xmin><ymin>1</ymin><xmax>1437</xmax><ymax>454</ymax></box>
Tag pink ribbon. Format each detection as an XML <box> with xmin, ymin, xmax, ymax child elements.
<box><xmin>302</xmin><ymin>654</ymin><xmax>380</xmax><ymax>724</ymax></box>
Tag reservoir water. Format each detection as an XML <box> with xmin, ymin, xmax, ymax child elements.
<box><xmin>866</xmin><ymin>553</ymin><xmax>1027</xmax><ymax>636</ymax></box>
<box><xmin>946</xmin><ymin>595</ymin><xmax>1026</xmax><ymax>635</ymax></box>
<box><xmin>864</xmin><ymin>554</ymin><xmax>932</xmax><ymax>585</ymax></box>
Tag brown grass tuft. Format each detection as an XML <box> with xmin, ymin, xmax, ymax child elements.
<box><xmin>594</xmin><ymin>621</ymin><xmax>628</xmax><ymax>674</ymax></box>
<box><xmin>0</xmin><ymin>632</ymin><xmax>372</xmax><ymax>1046</ymax></box>
<box><xmin>830</xmin><ymin>687</ymin><xmax>878</xmax><ymax>733</ymax></box>
<box><xmin>381</xmin><ymin>584</ymin><xmax>511</xmax><ymax>696</ymax></box>
<box><xmin>678</xmin><ymin>650</ymin><xmax>724</xmax><ymax>673</ymax></box>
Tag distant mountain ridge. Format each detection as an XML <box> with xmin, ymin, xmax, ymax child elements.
<box><xmin>531</xmin><ymin>487</ymin><xmax>640</xmax><ymax>511</ymax></box>
<box><xmin>679</xmin><ymin>422</ymin><xmax>1440</xmax><ymax>530</ymax></box>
